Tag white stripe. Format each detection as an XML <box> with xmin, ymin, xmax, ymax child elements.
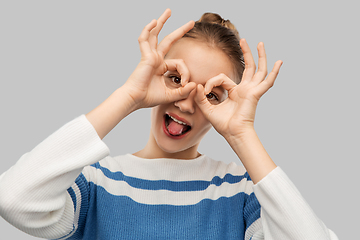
<box><xmin>58</xmin><ymin>183</ymin><xmax>83</xmax><ymax>240</ymax></box>
<box><xmin>97</xmin><ymin>154</ymin><xmax>248</xmax><ymax>182</ymax></box>
<box><xmin>245</xmin><ymin>218</ymin><xmax>263</xmax><ymax>240</ymax></box>
<box><xmin>72</xmin><ymin>183</ymin><xmax>82</xmax><ymax>233</ymax></box>
<box><xmin>85</xmin><ymin>167</ymin><xmax>254</xmax><ymax>206</ymax></box>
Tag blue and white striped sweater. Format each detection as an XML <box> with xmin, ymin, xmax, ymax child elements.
<box><xmin>0</xmin><ymin>115</ymin><xmax>337</xmax><ymax>239</ymax></box>
<box><xmin>65</xmin><ymin>154</ymin><xmax>261</xmax><ymax>239</ymax></box>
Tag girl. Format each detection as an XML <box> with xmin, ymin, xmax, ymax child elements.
<box><xmin>0</xmin><ymin>9</ymin><xmax>338</xmax><ymax>239</ymax></box>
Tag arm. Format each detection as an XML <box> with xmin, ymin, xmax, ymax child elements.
<box><xmin>0</xmin><ymin>9</ymin><xmax>195</xmax><ymax>239</ymax></box>
<box><xmin>195</xmin><ymin>39</ymin><xmax>280</xmax><ymax>184</ymax></box>
<box><xmin>86</xmin><ymin>9</ymin><xmax>195</xmax><ymax>139</ymax></box>
<box><xmin>195</xmin><ymin>39</ymin><xmax>337</xmax><ymax>239</ymax></box>
<box><xmin>0</xmin><ymin>115</ymin><xmax>110</xmax><ymax>239</ymax></box>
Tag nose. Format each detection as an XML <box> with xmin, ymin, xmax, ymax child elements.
<box><xmin>174</xmin><ymin>88</ymin><xmax>196</xmax><ymax>114</ymax></box>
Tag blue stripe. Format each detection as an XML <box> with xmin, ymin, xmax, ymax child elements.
<box><xmin>63</xmin><ymin>174</ymin><xmax>90</xmax><ymax>240</ymax></box>
<box><xmin>93</xmin><ymin>163</ymin><xmax>252</xmax><ymax>192</ymax></box>
<box><xmin>80</xmin><ymin>183</ymin><xmax>256</xmax><ymax>239</ymax></box>
<box><xmin>75</xmin><ymin>174</ymin><xmax>89</xmax><ymax>227</ymax></box>
<box><xmin>244</xmin><ymin>192</ymin><xmax>261</xmax><ymax>231</ymax></box>
<box><xmin>67</xmin><ymin>187</ymin><xmax>77</xmax><ymax>211</ymax></box>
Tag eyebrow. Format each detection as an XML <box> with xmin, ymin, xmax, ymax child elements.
<box><xmin>164</xmin><ymin>70</ymin><xmax>180</xmax><ymax>75</ymax></box>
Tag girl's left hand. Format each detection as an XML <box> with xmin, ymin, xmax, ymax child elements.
<box><xmin>195</xmin><ymin>39</ymin><xmax>283</xmax><ymax>141</ymax></box>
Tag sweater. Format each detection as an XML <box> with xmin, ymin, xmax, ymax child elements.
<box><xmin>0</xmin><ymin>115</ymin><xmax>338</xmax><ymax>239</ymax></box>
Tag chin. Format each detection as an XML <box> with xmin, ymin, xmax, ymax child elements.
<box><xmin>155</xmin><ymin>137</ymin><xmax>194</xmax><ymax>154</ymax></box>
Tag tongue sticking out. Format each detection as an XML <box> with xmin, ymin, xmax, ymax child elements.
<box><xmin>167</xmin><ymin>118</ymin><xmax>187</xmax><ymax>136</ymax></box>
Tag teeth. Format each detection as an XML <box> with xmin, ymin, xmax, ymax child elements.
<box><xmin>169</xmin><ymin>115</ymin><xmax>187</xmax><ymax>125</ymax></box>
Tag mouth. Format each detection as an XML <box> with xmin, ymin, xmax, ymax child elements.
<box><xmin>163</xmin><ymin>113</ymin><xmax>192</xmax><ymax>138</ymax></box>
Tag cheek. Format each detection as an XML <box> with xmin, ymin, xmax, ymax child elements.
<box><xmin>151</xmin><ymin>104</ymin><xmax>170</xmax><ymax>130</ymax></box>
<box><xmin>150</xmin><ymin>107</ymin><xmax>156</xmax><ymax>125</ymax></box>
<box><xmin>150</xmin><ymin>106</ymin><xmax>162</xmax><ymax>129</ymax></box>
<box><xmin>198</xmin><ymin>124</ymin><xmax>212</xmax><ymax>140</ymax></box>
<box><xmin>194</xmin><ymin>111</ymin><xmax>212</xmax><ymax>135</ymax></box>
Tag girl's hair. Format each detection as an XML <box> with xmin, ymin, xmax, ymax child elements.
<box><xmin>183</xmin><ymin>13</ymin><xmax>244</xmax><ymax>83</ymax></box>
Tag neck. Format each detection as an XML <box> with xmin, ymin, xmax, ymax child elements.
<box><xmin>133</xmin><ymin>132</ymin><xmax>201</xmax><ymax>160</ymax></box>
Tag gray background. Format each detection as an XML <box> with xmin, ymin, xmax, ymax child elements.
<box><xmin>0</xmin><ymin>0</ymin><xmax>358</xmax><ymax>239</ymax></box>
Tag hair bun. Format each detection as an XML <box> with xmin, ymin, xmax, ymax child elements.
<box><xmin>198</xmin><ymin>13</ymin><xmax>239</xmax><ymax>39</ymax></box>
<box><xmin>184</xmin><ymin>12</ymin><xmax>244</xmax><ymax>82</ymax></box>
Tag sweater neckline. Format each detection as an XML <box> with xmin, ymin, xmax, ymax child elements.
<box><xmin>114</xmin><ymin>154</ymin><xmax>216</xmax><ymax>181</ymax></box>
<box><xmin>121</xmin><ymin>153</ymin><xmax>211</xmax><ymax>175</ymax></box>
<box><xmin>125</xmin><ymin>153</ymin><xmax>207</xmax><ymax>162</ymax></box>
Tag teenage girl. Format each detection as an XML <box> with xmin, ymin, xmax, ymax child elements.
<box><xmin>0</xmin><ymin>9</ymin><xmax>338</xmax><ymax>239</ymax></box>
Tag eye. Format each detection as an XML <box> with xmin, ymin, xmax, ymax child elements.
<box><xmin>164</xmin><ymin>73</ymin><xmax>182</xmax><ymax>89</ymax></box>
<box><xmin>170</xmin><ymin>76</ymin><xmax>181</xmax><ymax>85</ymax></box>
<box><xmin>206</xmin><ymin>92</ymin><xmax>219</xmax><ymax>102</ymax></box>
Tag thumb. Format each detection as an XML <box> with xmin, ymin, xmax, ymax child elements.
<box><xmin>194</xmin><ymin>84</ymin><xmax>215</xmax><ymax>119</ymax></box>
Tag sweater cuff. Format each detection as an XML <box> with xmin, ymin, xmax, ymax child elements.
<box><xmin>252</xmin><ymin>167</ymin><xmax>333</xmax><ymax>239</ymax></box>
<box><xmin>253</xmin><ymin>166</ymin><xmax>293</xmax><ymax>195</ymax></box>
<box><xmin>1</xmin><ymin>114</ymin><xmax>110</xmax><ymax>194</ymax></box>
<box><xmin>252</xmin><ymin>166</ymin><xmax>315</xmax><ymax>221</ymax></box>
<box><xmin>252</xmin><ymin>167</ymin><xmax>309</xmax><ymax>211</ymax></box>
<box><xmin>30</xmin><ymin>114</ymin><xmax>110</xmax><ymax>169</ymax></box>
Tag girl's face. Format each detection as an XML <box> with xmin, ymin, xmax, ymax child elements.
<box><xmin>149</xmin><ymin>38</ymin><xmax>235</xmax><ymax>159</ymax></box>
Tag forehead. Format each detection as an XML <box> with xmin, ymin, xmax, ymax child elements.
<box><xmin>165</xmin><ymin>38</ymin><xmax>235</xmax><ymax>84</ymax></box>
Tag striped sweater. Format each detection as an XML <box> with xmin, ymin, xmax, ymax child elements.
<box><xmin>0</xmin><ymin>115</ymin><xmax>338</xmax><ymax>239</ymax></box>
<box><xmin>65</xmin><ymin>154</ymin><xmax>260</xmax><ymax>239</ymax></box>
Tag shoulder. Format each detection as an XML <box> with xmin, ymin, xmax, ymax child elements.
<box><xmin>81</xmin><ymin>155</ymin><xmax>123</xmax><ymax>182</ymax></box>
<box><xmin>204</xmin><ymin>155</ymin><xmax>250</xmax><ymax>180</ymax></box>
<box><xmin>201</xmin><ymin>156</ymin><xmax>254</xmax><ymax>195</ymax></box>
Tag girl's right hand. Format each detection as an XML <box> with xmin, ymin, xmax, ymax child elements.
<box><xmin>123</xmin><ymin>9</ymin><xmax>196</xmax><ymax>110</ymax></box>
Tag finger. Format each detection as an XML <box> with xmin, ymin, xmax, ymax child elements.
<box><xmin>252</xmin><ymin>42</ymin><xmax>268</xmax><ymax>84</ymax></box>
<box><xmin>166</xmin><ymin>82</ymin><xmax>196</xmax><ymax>102</ymax></box>
<box><xmin>164</xmin><ymin>59</ymin><xmax>190</xmax><ymax>85</ymax></box>
<box><xmin>149</xmin><ymin>9</ymin><xmax>172</xmax><ymax>49</ymax></box>
<box><xmin>204</xmin><ymin>73</ymin><xmax>237</xmax><ymax>94</ymax></box>
<box><xmin>194</xmin><ymin>84</ymin><xmax>216</xmax><ymax>119</ymax></box>
<box><xmin>255</xmin><ymin>60</ymin><xmax>283</xmax><ymax>97</ymax></box>
<box><xmin>240</xmin><ymin>39</ymin><xmax>256</xmax><ymax>83</ymax></box>
<box><xmin>157</xmin><ymin>20</ymin><xmax>195</xmax><ymax>57</ymax></box>
<box><xmin>138</xmin><ymin>19</ymin><xmax>158</xmax><ymax>56</ymax></box>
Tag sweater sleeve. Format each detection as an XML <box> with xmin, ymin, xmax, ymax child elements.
<box><xmin>0</xmin><ymin>115</ymin><xmax>110</xmax><ymax>239</ymax></box>
<box><xmin>250</xmin><ymin>167</ymin><xmax>338</xmax><ymax>240</ymax></box>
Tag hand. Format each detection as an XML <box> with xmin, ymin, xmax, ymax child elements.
<box><xmin>195</xmin><ymin>39</ymin><xmax>283</xmax><ymax>141</ymax></box>
<box><xmin>123</xmin><ymin>9</ymin><xmax>196</xmax><ymax>110</ymax></box>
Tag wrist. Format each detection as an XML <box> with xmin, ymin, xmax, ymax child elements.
<box><xmin>223</xmin><ymin>125</ymin><xmax>256</xmax><ymax>146</ymax></box>
<box><xmin>224</xmin><ymin>127</ymin><xmax>276</xmax><ymax>184</ymax></box>
<box><xmin>85</xmin><ymin>86</ymin><xmax>139</xmax><ymax>139</ymax></box>
<box><xmin>115</xmin><ymin>85</ymin><xmax>141</xmax><ymax>114</ymax></box>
